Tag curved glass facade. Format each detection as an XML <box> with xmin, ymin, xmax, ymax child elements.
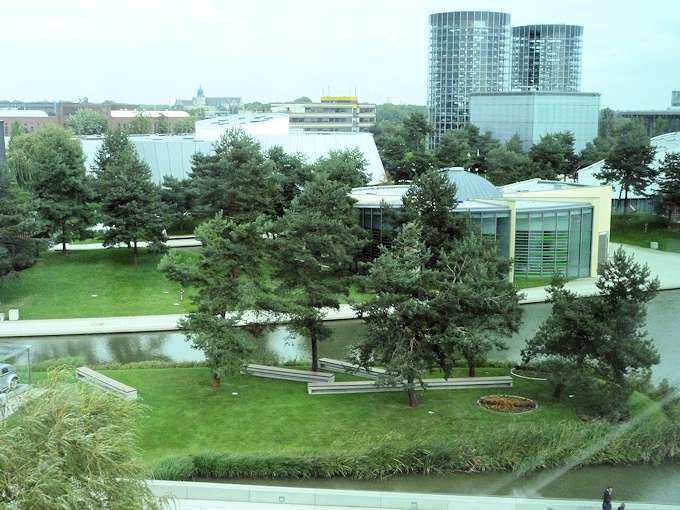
<box><xmin>511</xmin><ymin>24</ymin><xmax>583</xmax><ymax>92</ymax></box>
<box><xmin>514</xmin><ymin>206</ymin><xmax>592</xmax><ymax>278</ymax></box>
<box><xmin>427</xmin><ymin>11</ymin><xmax>512</xmax><ymax>146</ymax></box>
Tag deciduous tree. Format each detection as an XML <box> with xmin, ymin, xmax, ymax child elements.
<box><xmin>313</xmin><ymin>148</ymin><xmax>370</xmax><ymax>188</ymax></box>
<box><xmin>66</xmin><ymin>108</ymin><xmax>109</xmax><ymax>135</ymax></box>
<box><xmin>658</xmin><ymin>152</ymin><xmax>680</xmax><ymax>224</ymax></box>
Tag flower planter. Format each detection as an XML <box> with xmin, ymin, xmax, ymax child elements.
<box><xmin>478</xmin><ymin>394</ymin><xmax>538</xmax><ymax>414</ymax></box>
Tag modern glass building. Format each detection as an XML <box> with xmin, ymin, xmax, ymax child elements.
<box><xmin>352</xmin><ymin>168</ymin><xmax>612</xmax><ymax>280</ymax></box>
<box><xmin>511</xmin><ymin>24</ymin><xmax>583</xmax><ymax>92</ymax></box>
<box><xmin>427</xmin><ymin>11</ymin><xmax>512</xmax><ymax>147</ymax></box>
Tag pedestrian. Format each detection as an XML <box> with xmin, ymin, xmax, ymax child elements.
<box><xmin>602</xmin><ymin>487</ymin><xmax>613</xmax><ymax>510</ymax></box>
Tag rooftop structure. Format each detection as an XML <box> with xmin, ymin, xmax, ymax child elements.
<box><xmin>271</xmin><ymin>96</ymin><xmax>376</xmax><ymax>133</ymax></box>
<box><xmin>469</xmin><ymin>91</ymin><xmax>600</xmax><ymax>151</ymax></box>
<box><xmin>352</xmin><ymin>169</ymin><xmax>611</xmax><ymax>280</ymax></box>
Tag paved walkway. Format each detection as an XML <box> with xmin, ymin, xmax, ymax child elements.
<box><xmin>2</xmin><ymin>243</ymin><xmax>679</xmax><ymax>338</ymax></box>
<box><xmin>150</xmin><ymin>480</ymin><xmax>680</xmax><ymax>510</ymax></box>
<box><xmin>49</xmin><ymin>237</ymin><xmax>201</xmax><ymax>251</ymax></box>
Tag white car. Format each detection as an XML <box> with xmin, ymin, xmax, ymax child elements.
<box><xmin>0</xmin><ymin>364</ymin><xmax>19</xmax><ymax>393</ymax></box>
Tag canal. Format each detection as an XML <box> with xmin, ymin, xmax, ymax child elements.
<box><xmin>2</xmin><ymin>290</ymin><xmax>679</xmax><ymax>503</ymax></box>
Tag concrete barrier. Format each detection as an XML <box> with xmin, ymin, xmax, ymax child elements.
<box><xmin>307</xmin><ymin>376</ymin><xmax>513</xmax><ymax>395</ymax></box>
<box><xmin>148</xmin><ymin>480</ymin><xmax>680</xmax><ymax>510</ymax></box>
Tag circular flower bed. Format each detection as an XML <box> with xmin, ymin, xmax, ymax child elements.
<box><xmin>510</xmin><ymin>366</ymin><xmax>549</xmax><ymax>382</ymax></box>
<box><xmin>478</xmin><ymin>394</ymin><xmax>538</xmax><ymax>414</ymax></box>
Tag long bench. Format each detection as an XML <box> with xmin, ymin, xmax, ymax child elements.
<box><xmin>241</xmin><ymin>364</ymin><xmax>335</xmax><ymax>383</ymax></box>
<box><xmin>75</xmin><ymin>366</ymin><xmax>138</xmax><ymax>400</ymax></box>
<box><xmin>319</xmin><ymin>358</ymin><xmax>387</xmax><ymax>380</ymax></box>
<box><xmin>307</xmin><ymin>376</ymin><xmax>512</xmax><ymax>395</ymax></box>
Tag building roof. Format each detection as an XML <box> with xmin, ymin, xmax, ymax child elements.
<box><xmin>576</xmin><ymin>131</ymin><xmax>680</xmax><ymax>198</ymax></box>
<box><xmin>110</xmin><ymin>110</ymin><xmax>189</xmax><ymax>118</ymax></box>
<box><xmin>78</xmin><ymin>132</ymin><xmax>386</xmax><ymax>185</ymax></box>
<box><xmin>443</xmin><ymin>167</ymin><xmax>502</xmax><ymax>200</ymax></box>
<box><xmin>0</xmin><ymin>109</ymin><xmax>49</xmax><ymax>117</ymax></box>
<box><xmin>501</xmin><ymin>178</ymin><xmax>595</xmax><ymax>193</ymax></box>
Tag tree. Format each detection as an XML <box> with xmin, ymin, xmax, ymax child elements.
<box><xmin>125</xmin><ymin>112</ymin><xmax>152</xmax><ymax>134</ymax></box>
<box><xmin>313</xmin><ymin>148</ymin><xmax>370</xmax><ymax>188</ymax></box>
<box><xmin>160</xmin><ymin>216</ymin><xmax>266</xmax><ymax>387</ymax></box>
<box><xmin>0</xmin><ymin>370</ymin><xmax>161</xmax><ymax>509</ymax></box>
<box><xmin>266</xmin><ymin>146</ymin><xmax>311</xmax><ymax>215</ymax></box>
<box><xmin>529</xmin><ymin>132</ymin><xmax>576</xmax><ymax>180</ymax></box>
<box><xmin>401</xmin><ymin>169</ymin><xmax>464</xmax><ymax>265</ymax></box>
<box><xmin>189</xmin><ymin>129</ymin><xmax>279</xmax><ymax>222</ymax></box>
<box><xmin>154</xmin><ymin>113</ymin><xmax>170</xmax><ymax>134</ymax></box>
<box><xmin>595</xmin><ymin>126</ymin><xmax>656</xmax><ymax>214</ymax></box>
<box><xmin>291</xmin><ymin>96</ymin><xmax>312</xmax><ymax>103</ymax></box>
<box><xmin>265</xmin><ymin>176</ymin><xmax>365</xmax><ymax>371</ymax></box>
<box><xmin>375</xmin><ymin>126</ymin><xmax>409</xmax><ymax>182</ymax></box>
<box><xmin>435</xmin><ymin>129</ymin><xmax>471</xmax><ymax>168</ymax></box>
<box><xmin>375</xmin><ymin>104</ymin><xmax>428</xmax><ymax>124</ymax></box>
<box><xmin>485</xmin><ymin>146</ymin><xmax>536</xmax><ymax>185</ymax></box>
<box><xmin>66</xmin><ymin>108</ymin><xmax>109</xmax><ymax>135</ymax></box>
<box><xmin>24</xmin><ymin>126</ymin><xmax>95</xmax><ymax>251</ymax></box>
<box><xmin>506</xmin><ymin>134</ymin><xmax>525</xmax><ymax>154</ymax></box>
<box><xmin>523</xmin><ymin>248</ymin><xmax>660</xmax><ymax>397</ymax></box>
<box><xmin>6</xmin><ymin>133</ymin><xmax>36</xmax><ymax>186</ymax></box>
<box><xmin>93</xmin><ymin>129</ymin><xmax>167</xmax><ymax>260</ymax></box>
<box><xmin>0</xmin><ymin>168</ymin><xmax>44</xmax><ymax>278</ymax></box>
<box><xmin>402</xmin><ymin>112</ymin><xmax>432</xmax><ymax>150</ymax></box>
<box><xmin>172</xmin><ymin>117</ymin><xmax>196</xmax><ymax>134</ymax></box>
<box><xmin>9</xmin><ymin>121</ymin><xmax>27</xmax><ymax>137</ymax></box>
<box><xmin>160</xmin><ymin>176</ymin><xmax>196</xmax><ymax>231</ymax></box>
<box><xmin>657</xmin><ymin>152</ymin><xmax>680</xmax><ymax>224</ymax></box>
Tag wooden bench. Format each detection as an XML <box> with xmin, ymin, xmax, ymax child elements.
<box><xmin>75</xmin><ymin>367</ymin><xmax>138</xmax><ymax>400</ymax></box>
<box><xmin>241</xmin><ymin>364</ymin><xmax>335</xmax><ymax>383</ymax></box>
<box><xmin>307</xmin><ymin>376</ymin><xmax>512</xmax><ymax>395</ymax></box>
<box><xmin>319</xmin><ymin>358</ymin><xmax>387</xmax><ymax>380</ymax></box>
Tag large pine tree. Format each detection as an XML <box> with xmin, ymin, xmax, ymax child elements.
<box><xmin>93</xmin><ymin>129</ymin><xmax>167</xmax><ymax>260</ymax></box>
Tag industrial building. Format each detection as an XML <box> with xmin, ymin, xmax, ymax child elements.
<box><xmin>469</xmin><ymin>91</ymin><xmax>600</xmax><ymax>151</ymax></box>
<box><xmin>351</xmin><ymin>168</ymin><xmax>611</xmax><ymax>280</ymax></box>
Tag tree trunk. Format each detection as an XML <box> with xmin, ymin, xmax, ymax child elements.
<box><xmin>310</xmin><ymin>332</ymin><xmax>319</xmax><ymax>372</ymax></box>
<box><xmin>62</xmin><ymin>241</ymin><xmax>67</xmax><ymax>252</ymax></box>
<box><xmin>553</xmin><ymin>382</ymin><xmax>564</xmax><ymax>399</ymax></box>
<box><xmin>624</xmin><ymin>187</ymin><xmax>629</xmax><ymax>215</ymax></box>
<box><xmin>133</xmin><ymin>240</ymin><xmax>138</xmax><ymax>266</ymax></box>
<box><xmin>406</xmin><ymin>375</ymin><xmax>418</xmax><ymax>407</ymax></box>
<box><xmin>467</xmin><ymin>359</ymin><xmax>476</xmax><ymax>377</ymax></box>
<box><xmin>211</xmin><ymin>372</ymin><xmax>221</xmax><ymax>389</ymax></box>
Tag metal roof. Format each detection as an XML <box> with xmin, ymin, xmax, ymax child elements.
<box><xmin>0</xmin><ymin>109</ymin><xmax>49</xmax><ymax>117</ymax></box>
<box><xmin>442</xmin><ymin>167</ymin><xmax>502</xmax><ymax>201</ymax></box>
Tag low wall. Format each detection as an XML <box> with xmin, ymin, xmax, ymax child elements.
<box><xmin>148</xmin><ymin>480</ymin><xmax>680</xmax><ymax>510</ymax></box>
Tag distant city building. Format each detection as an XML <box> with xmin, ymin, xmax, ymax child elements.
<box><xmin>672</xmin><ymin>91</ymin><xmax>680</xmax><ymax>108</ymax></box>
<box><xmin>511</xmin><ymin>24</ymin><xmax>583</xmax><ymax>92</ymax></box>
<box><xmin>108</xmin><ymin>110</ymin><xmax>191</xmax><ymax>132</ymax></box>
<box><xmin>0</xmin><ymin>109</ymin><xmax>57</xmax><ymax>136</ymax></box>
<box><xmin>469</xmin><ymin>92</ymin><xmax>599</xmax><ymax>151</ymax></box>
<box><xmin>271</xmin><ymin>96</ymin><xmax>376</xmax><ymax>133</ymax></box>
<box><xmin>175</xmin><ymin>86</ymin><xmax>241</xmax><ymax>114</ymax></box>
<box><xmin>427</xmin><ymin>11</ymin><xmax>513</xmax><ymax>146</ymax></box>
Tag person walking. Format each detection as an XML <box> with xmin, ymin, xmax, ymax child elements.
<box><xmin>602</xmin><ymin>487</ymin><xmax>613</xmax><ymax>510</ymax></box>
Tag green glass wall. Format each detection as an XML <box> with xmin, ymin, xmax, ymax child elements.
<box><xmin>514</xmin><ymin>207</ymin><xmax>592</xmax><ymax>278</ymax></box>
<box><xmin>464</xmin><ymin>211</ymin><xmax>511</xmax><ymax>259</ymax></box>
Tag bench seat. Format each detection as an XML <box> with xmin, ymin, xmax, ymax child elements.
<box><xmin>75</xmin><ymin>366</ymin><xmax>138</xmax><ymax>400</ymax></box>
<box><xmin>241</xmin><ymin>364</ymin><xmax>335</xmax><ymax>383</ymax></box>
<box><xmin>307</xmin><ymin>376</ymin><xmax>512</xmax><ymax>395</ymax></box>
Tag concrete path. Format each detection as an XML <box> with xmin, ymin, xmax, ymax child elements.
<box><xmin>49</xmin><ymin>237</ymin><xmax>202</xmax><ymax>251</ymax></box>
<box><xmin>2</xmin><ymin>243</ymin><xmax>678</xmax><ymax>338</ymax></box>
<box><xmin>150</xmin><ymin>480</ymin><xmax>680</xmax><ymax>510</ymax></box>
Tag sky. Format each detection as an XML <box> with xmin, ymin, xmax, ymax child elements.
<box><xmin>1</xmin><ymin>0</ymin><xmax>679</xmax><ymax>110</ymax></box>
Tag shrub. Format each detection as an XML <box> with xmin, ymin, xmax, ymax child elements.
<box><xmin>568</xmin><ymin>374</ymin><xmax>632</xmax><ymax>421</ymax></box>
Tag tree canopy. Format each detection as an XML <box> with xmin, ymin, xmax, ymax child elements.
<box><xmin>658</xmin><ymin>152</ymin><xmax>680</xmax><ymax>221</ymax></box>
<box><xmin>66</xmin><ymin>108</ymin><xmax>109</xmax><ymax>135</ymax></box>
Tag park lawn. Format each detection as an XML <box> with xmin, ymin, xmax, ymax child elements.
<box><xmin>611</xmin><ymin>214</ymin><xmax>680</xmax><ymax>253</ymax></box>
<box><xmin>102</xmin><ymin>367</ymin><xmax>581</xmax><ymax>466</ymax></box>
<box><xmin>0</xmin><ymin>249</ymin><xmax>194</xmax><ymax>319</ymax></box>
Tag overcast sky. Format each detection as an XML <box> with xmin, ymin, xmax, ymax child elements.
<box><xmin>2</xmin><ymin>0</ymin><xmax>678</xmax><ymax>109</ymax></box>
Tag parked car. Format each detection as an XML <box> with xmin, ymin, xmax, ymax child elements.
<box><xmin>0</xmin><ymin>363</ymin><xmax>19</xmax><ymax>393</ymax></box>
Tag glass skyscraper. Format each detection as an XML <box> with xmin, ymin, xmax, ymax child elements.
<box><xmin>511</xmin><ymin>24</ymin><xmax>583</xmax><ymax>92</ymax></box>
<box><xmin>427</xmin><ymin>11</ymin><xmax>512</xmax><ymax>146</ymax></box>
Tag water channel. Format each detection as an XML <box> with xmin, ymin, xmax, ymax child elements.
<box><xmin>3</xmin><ymin>289</ymin><xmax>680</xmax><ymax>503</ymax></box>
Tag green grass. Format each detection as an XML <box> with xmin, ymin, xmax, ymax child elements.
<box><xmin>100</xmin><ymin>367</ymin><xmax>580</xmax><ymax>465</ymax></box>
<box><xmin>611</xmin><ymin>214</ymin><xmax>680</xmax><ymax>253</ymax></box>
<box><xmin>0</xmin><ymin>249</ymin><xmax>194</xmax><ymax>319</ymax></box>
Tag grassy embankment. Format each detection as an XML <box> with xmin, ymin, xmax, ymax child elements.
<box><xmin>62</xmin><ymin>366</ymin><xmax>678</xmax><ymax>480</ymax></box>
<box><xmin>610</xmin><ymin>214</ymin><xmax>680</xmax><ymax>253</ymax></box>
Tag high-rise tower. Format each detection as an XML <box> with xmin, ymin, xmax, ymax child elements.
<box><xmin>511</xmin><ymin>24</ymin><xmax>583</xmax><ymax>92</ymax></box>
<box><xmin>427</xmin><ymin>11</ymin><xmax>512</xmax><ymax>146</ymax></box>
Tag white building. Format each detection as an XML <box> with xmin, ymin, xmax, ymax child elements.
<box><xmin>271</xmin><ymin>96</ymin><xmax>376</xmax><ymax>133</ymax></box>
<box><xmin>469</xmin><ymin>91</ymin><xmax>600</xmax><ymax>151</ymax></box>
